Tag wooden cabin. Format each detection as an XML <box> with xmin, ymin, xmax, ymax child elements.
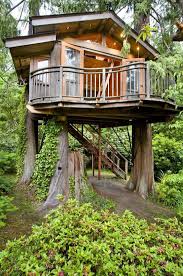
<box><xmin>5</xmin><ymin>11</ymin><xmax>178</xmax><ymax>126</ymax></box>
<box><xmin>5</xmin><ymin>11</ymin><xmax>180</xmax><ymax>199</ymax></box>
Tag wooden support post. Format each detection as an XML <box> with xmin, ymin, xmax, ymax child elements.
<box><xmin>98</xmin><ymin>126</ymin><xmax>101</xmax><ymax>180</ymax></box>
<box><xmin>42</xmin><ymin>120</ymin><xmax>69</xmax><ymax>210</ymax></box>
<box><xmin>128</xmin><ymin>121</ymin><xmax>154</xmax><ymax>198</ymax></box>
<box><xmin>92</xmin><ymin>154</ymin><xmax>95</xmax><ymax>176</ymax></box>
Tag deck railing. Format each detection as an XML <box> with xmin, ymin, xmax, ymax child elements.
<box><xmin>29</xmin><ymin>62</ymin><xmax>175</xmax><ymax>104</ymax></box>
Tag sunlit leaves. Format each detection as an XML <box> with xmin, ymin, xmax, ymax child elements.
<box><xmin>137</xmin><ymin>25</ymin><xmax>158</xmax><ymax>41</ymax></box>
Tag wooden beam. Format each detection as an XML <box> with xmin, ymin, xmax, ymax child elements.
<box><xmin>32</xmin><ymin>12</ymin><xmax>110</xmax><ymax>27</ymax></box>
<box><xmin>63</xmin><ymin>37</ymin><xmax>122</xmax><ymax>58</ymax></box>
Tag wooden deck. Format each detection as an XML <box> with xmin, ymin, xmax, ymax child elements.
<box><xmin>28</xmin><ymin>62</ymin><xmax>178</xmax><ymax>126</ymax></box>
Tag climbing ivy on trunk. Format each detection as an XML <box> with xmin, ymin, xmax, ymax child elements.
<box><xmin>32</xmin><ymin>120</ymin><xmax>62</xmax><ymax>201</ymax></box>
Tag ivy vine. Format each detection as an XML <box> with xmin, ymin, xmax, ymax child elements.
<box><xmin>32</xmin><ymin>120</ymin><xmax>62</xmax><ymax>201</ymax></box>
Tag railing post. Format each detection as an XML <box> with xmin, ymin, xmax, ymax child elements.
<box><xmin>29</xmin><ymin>73</ymin><xmax>32</xmax><ymax>102</ymax></box>
<box><xmin>102</xmin><ymin>68</ymin><xmax>106</xmax><ymax>101</ymax></box>
<box><xmin>60</xmin><ymin>66</ymin><xmax>63</xmax><ymax>100</ymax></box>
<box><xmin>146</xmin><ymin>63</ymin><xmax>150</xmax><ymax>98</ymax></box>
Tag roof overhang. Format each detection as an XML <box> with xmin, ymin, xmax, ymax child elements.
<box><xmin>5</xmin><ymin>34</ymin><xmax>56</xmax><ymax>79</ymax></box>
<box><xmin>31</xmin><ymin>11</ymin><xmax>159</xmax><ymax>58</ymax></box>
<box><xmin>5</xmin><ymin>33</ymin><xmax>56</xmax><ymax>48</ymax></box>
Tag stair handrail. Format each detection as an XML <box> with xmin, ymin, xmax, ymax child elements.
<box><xmin>70</xmin><ymin>124</ymin><xmax>128</xmax><ymax>178</ymax></box>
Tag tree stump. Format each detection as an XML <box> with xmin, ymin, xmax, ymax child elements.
<box><xmin>68</xmin><ymin>151</ymin><xmax>84</xmax><ymax>201</ymax></box>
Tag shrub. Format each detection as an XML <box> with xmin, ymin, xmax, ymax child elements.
<box><xmin>69</xmin><ymin>177</ymin><xmax>116</xmax><ymax>211</ymax></box>
<box><xmin>0</xmin><ymin>151</ymin><xmax>16</xmax><ymax>173</ymax></box>
<box><xmin>81</xmin><ymin>179</ymin><xmax>116</xmax><ymax>211</ymax></box>
<box><xmin>156</xmin><ymin>171</ymin><xmax>183</xmax><ymax>208</ymax></box>
<box><xmin>0</xmin><ymin>200</ymin><xmax>182</xmax><ymax>275</ymax></box>
<box><xmin>0</xmin><ymin>174</ymin><xmax>14</xmax><ymax>195</ymax></box>
<box><xmin>153</xmin><ymin>133</ymin><xmax>183</xmax><ymax>178</ymax></box>
<box><xmin>0</xmin><ymin>196</ymin><xmax>17</xmax><ymax>228</ymax></box>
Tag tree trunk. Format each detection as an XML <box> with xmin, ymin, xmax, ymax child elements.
<box><xmin>20</xmin><ymin>111</ymin><xmax>37</xmax><ymax>184</ymax></box>
<box><xmin>42</xmin><ymin>122</ymin><xmax>69</xmax><ymax>209</ymax></box>
<box><xmin>127</xmin><ymin>122</ymin><xmax>154</xmax><ymax>198</ymax></box>
<box><xmin>134</xmin><ymin>1</ymin><xmax>150</xmax><ymax>33</ymax></box>
<box><xmin>20</xmin><ymin>3</ymin><xmax>40</xmax><ymax>183</ymax></box>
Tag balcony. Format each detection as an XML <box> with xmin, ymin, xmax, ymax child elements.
<box><xmin>29</xmin><ymin>62</ymin><xmax>175</xmax><ymax>106</ymax></box>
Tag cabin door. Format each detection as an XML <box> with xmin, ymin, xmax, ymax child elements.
<box><xmin>61</xmin><ymin>42</ymin><xmax>84</xmax><ymax>97</ymax></box>
<box><xmin>122</xmin><ymin>58</ymin><xmax>145</xmax><ymax>98</ymax></box>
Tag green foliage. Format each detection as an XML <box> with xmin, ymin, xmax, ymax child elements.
<box><xmin>0</xmin><ymin>174</ymin><xmax>15</xmax><ymax>195</ymax></box>
<box><xmin>0</xmin><ymin>1</ymin><xmax>17</xmax><ymax>47</ymax></box>
<box><xmin>81</xmin><ymin>178</ymin><xmax>116</xmax><ymax>211</ymax></box>
<box><xmin>153</xmin><ymin>133</ymin><xmax>183</xmax><ymax>178</ymax></box>
<box><xmin>0</xmin><ymin>200</ymin><xmax>182</xmax><ymax>274</ymax></box>
<box><xmin>120</xmin><ymin>39</ymin><xmax>131</xmax><ymax>58</ymax></box>
<box><xmin>32</xmin><ymin>120</ymin><xmax>62</xmax><ymax>201</ymax></box>
<box><xmin>0</xmin><ymin>196</ymin><xmax>17</xmax><ymax>229</ymax></box>
<box><xmin>148</xmin><ymin>49</ymin><xmax>183</xmax><ymax>104</ymax></box>
<box><xmin>68</xmin><ymin>134</ymin><xmax>82</xmax><ymax>151</ymax></box>
<box><xmin>156</xmin><ymin>171</ymin><xmax>183</xmax><ymax>208</ymax></box>
<box><xmin>69</xmin><ymin>176</ymin><xmax>116</xmax><ymax>210</ymax></box>
<box><xmin>0</xmin><ymin>151</ymin><xmax>16</xmax><ymax>174</ymax></box>
<box><xmin>137</xmin><ymin>25</ymin><xmax>157</xmax><ymax>41</ymax></box>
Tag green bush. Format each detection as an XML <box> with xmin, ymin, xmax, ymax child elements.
<box><xmin>156</xmin><ymin>171</ymin><xmax>183</xmax><ymax>208</ymax></box>
<box><xmin>0</xmin><ymin>196</ymin><xmax>17</xmax><ymax>228</ymax></box>
<box><xmin>0</xmin><ymin>174</ymin><xmax>14</xmax><ymax>195</ymax></box>
<box><xmin>0</xmin><ymin>151</ymin><xmax>16</xmax><ymax>173</ymax></box>
<box><xmin>153</xmin><ymin>133</ymin><xmax>183</xmax><ymax>178</ymax></box>
<box><xmin>69</xmin><ymin>177</ymin><xmax>116</xmax><ymax>211</ymax></box>
<box><xmin>81</xmin><ymin>179</ymin><xmax>116</xmax><ymax>211</ymax></box>
<box><xmin>32</xmin><ymin>121</ymin><xmax>61</xmax><ymax>201</ymax></box>
<box><xmin>0</xmin><ymin>200</ymin><xmax>182</xmax><ymax>275</ymax></box>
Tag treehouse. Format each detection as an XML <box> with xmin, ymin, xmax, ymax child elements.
<box><xmin>5</xmin><ymin>11</ymin><xmax>180</xmax><ymax>202</ymax></box>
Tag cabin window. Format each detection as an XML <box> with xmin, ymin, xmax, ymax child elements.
<box><xmin>65</xmin><ymin>47</ymin><xmax>80</xmax><ymax>96</ymax></box>
<box><xmin>126</xmin><ymin>64</ymin><xmax>140</xmax><ymax>96</ymax></box>
<box><xmin>37</xmin><ymin>59</ymin><xmax>49</xmax><ymax>82</ymax></box>
<box><xmin>38</xmin><ymin>59</ymin><xmax>49</xmax><ymax>69</ymax></box>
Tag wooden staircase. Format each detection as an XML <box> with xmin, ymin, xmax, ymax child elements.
<box><xmin>68</xmin><ymin>124</ymin><xmax>128</xmax><ymax>179</ymax></box>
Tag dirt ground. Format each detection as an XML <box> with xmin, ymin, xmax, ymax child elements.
<box><xmin>0</xmin><ymin>186</ymin><xmax>41</xmax><ymax>250</ymax></box>
<box><xmin>89</xmin><ymin>176</ymin><xmax>175</xmax><ymax>220</ymax></box>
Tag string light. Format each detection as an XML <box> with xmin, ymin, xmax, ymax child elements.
<box><xmin>120</xmin><ymin>32</ymin><xmax>125</xmax><ymax>38</ymax></box>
